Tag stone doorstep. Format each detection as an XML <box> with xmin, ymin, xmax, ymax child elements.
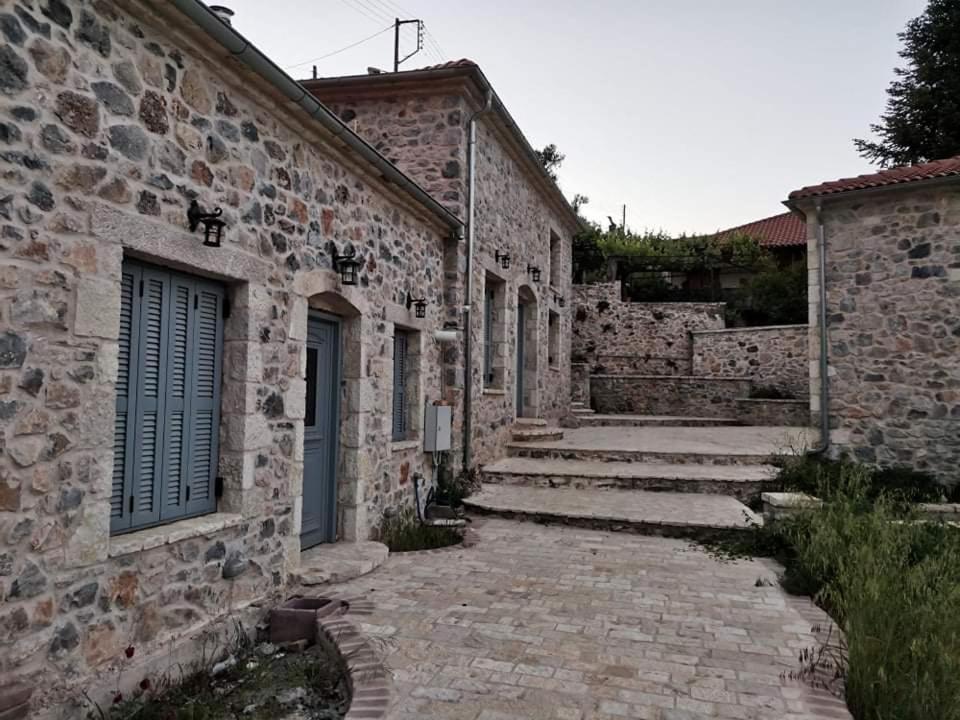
<box><xmin>513</xmin><ymin>417</ymin><xmax>547</xmax><ymax>426</ymax></box>
<box><xmin>511</xmin><ymin>428</ymin><xmax>564</xmax><ymax>442</ymax></box>
<box><xmin>295</xmin><ymin>541</ymin><xmax>389</xmax><ymax>587</ymax></box>
<box><xmin>577</xmin><ymin>414</ymin><xmax>741</xmax><ymax>427</ymax></box>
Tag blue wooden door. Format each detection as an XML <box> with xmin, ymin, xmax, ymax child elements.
<box><xmin>301</xmin><ymin>313</ymin><xmax>340</xmax><ymax>548</ymax></box>
<box><xmin>516</xmin><ymin>302</ymin><xmax>525</xmax><ymax>416</ymax></box>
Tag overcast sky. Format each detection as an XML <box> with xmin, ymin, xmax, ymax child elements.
<box><xmin>226</xmin><ymin>0</ymin><xmax>926</xmax><ymax>235</ymax></box>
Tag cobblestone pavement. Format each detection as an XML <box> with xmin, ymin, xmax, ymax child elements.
<box><xmin>332</xmin><ymin>518</ymin><xmax>850</xmax><ymax>719</ymax></box>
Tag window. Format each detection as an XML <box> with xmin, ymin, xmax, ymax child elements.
<box><xmin>111</xmin><ymin>260</ymin><xmax>224</xmax><ymax>534</ymax></box>
<box><xmin>392</xmin><ymin>330</ymin><xmax>411</xmax><ymax>441</ymax></box>
<box><xmin>549</xmin><ymin>230</ymin><xmax>562</xmax><ymax>287</ymax></box>
<box><xmin>483</xmin><ymin>275</ymin><xmax>506</xmax><ymax>388</ymax></box>
<box><xmin>548</xmin><ymin>310</ymin><xmax>560</xmax><ymax>367</ymax></box>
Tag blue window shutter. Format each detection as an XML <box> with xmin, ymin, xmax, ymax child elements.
<box><xmin>128</xmin><ymin>266</ymin><xmax>170</xmax><ymax>529</ymax></box>
<box><xmin>184</xmin><ymin>280</ymin><xmax>223</xmax><ymax>516</ymax></box>
<box><xmin>392</xmin><ymin>331</ymin><xmax>408</xmax><ymax>441</ymax></box>
<box><xmin>484</xmin><ymin>289</ymin><xmax>494</xmax><ymax>384</ymax></box>
<box><xmin>111</xmin><ymin>264</ymin><xmax>141</xmax><ymax>533</ymax></box>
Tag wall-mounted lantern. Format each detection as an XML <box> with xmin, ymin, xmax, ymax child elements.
<box><xmin>495</xmin><ymin>250</ymin><xmax>511</xmax><ymax>269</ymax></box>
<box><xmin>187</xmin><ymin>200</ymin><xmax>226</xmax><ymax>248</ymax></box>
<box><xmin>329</xmin><ymin>242</ymin><xmax>362</xmax><ymax>286</ymax></box>
<box><xmin>406</xmin><ymin>292</ymin><xmax>427</xmax><ymax>318</ymax></box>
<box><xmin>527</xmin><ymin>264</ymin><xmax>541</xmax><ymax>283</ymax></box>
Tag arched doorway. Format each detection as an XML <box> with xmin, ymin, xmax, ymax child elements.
<box><xmin>516</xmin><ymin>285</ymin><xmax>539</xmax><ymax>418</ymax></box>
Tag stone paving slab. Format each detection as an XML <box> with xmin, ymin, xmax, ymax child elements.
<box><xmin>464</xmin><ymin>486</ymin><xmax>761</xmax><ymax>533</ymax></box>
<box><xmin>328</xmin><ymin>518</ymin><xmax>849</xmax><ymax>720</ymax></box>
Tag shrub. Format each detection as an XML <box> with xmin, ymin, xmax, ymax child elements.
<box><xmin>782</xmin><ymin>474</ymin><xmax>960</xmax><ymax>720</ymax></box>
<box><xmin>379</xmin><ymin>508</ymin><xmax>462</xmax><ymax>552</ymax></box>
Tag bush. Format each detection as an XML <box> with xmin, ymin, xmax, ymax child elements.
<box><xmin>379</xmin><ymin>508</ymin><xmax>462</xmax><ymax>552</ymax></box>
<box><xmin>774</xmin><ymin>454</ymin><xmax>952</xmax><ymax>504</ymax></box>
<box><xmin>781</xmin><ymin>471</ymin><xmax>960</xmax><ymax>720</ymax></box>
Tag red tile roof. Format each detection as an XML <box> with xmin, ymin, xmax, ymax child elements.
<box><xmin>716</xmin><ymin>212</ymin><xmax>806</xmax><ymax>248</ymax></box>
<box><xmin>789</xmin><ymin>155</ymin><xmax>960</xmax><ymax>200</ymax></box>
<box><xmin>412</xmin><ymin>58</ymin><xmax>477</xmax><ymax>71</ymax></box>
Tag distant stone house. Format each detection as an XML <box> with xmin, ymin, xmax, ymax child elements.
<box><xmin>0</xmin><ymin>0</ymin><xmax>477</xmax><ymax>712</ymax></box>
<box><xmin>787</xmin><ymin>156</ymin><xmax>960</xmax><ymax>481</ymax></box>
<box><xmin>304</xmin><ymin>60</ymin><xmax>581</xmax><ymax>466</ymax></box>
<box><xmin>674</xmin><ymin>211</ymin><xmax>807</xmax><ymax>294</ymax></box>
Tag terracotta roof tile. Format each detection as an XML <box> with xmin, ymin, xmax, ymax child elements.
<box><xmin>789</xmin><ymin>155</ymin><xmax>960</xmax><ymax>200</ymax></box>
<box><xmin>412</xmin><ymin>58</ymin><xmax>476</xmax><ymax>71</ymax></box>
<box><xmin>716</xmin><ymin>212</ymin><xmax>806</xmax><ymax>248</ymax></box>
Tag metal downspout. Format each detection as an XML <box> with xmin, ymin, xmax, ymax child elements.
<box><xmin>462</xmin><ymin>91</ymin><xmax>494</xmax><ymax>472</ymax></box>
<box><xmin>815</xmin><ymin>201</ymin><xmax>830</xmax><ymax>452</ymax></box>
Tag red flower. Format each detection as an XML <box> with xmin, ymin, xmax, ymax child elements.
<box><xmin>139</xmin><ymin>677</ymin><xmax>151</xmax><ymax>691</ymax></box>
<box><xmin>112</xmin><ymin>692</ymin><xmax>123</xmax><ymax>704</ymax></box>
<box><xmin>125</xmin><ymin>645</ymin><xmax>135</xmax><ymax>659</ymax></box>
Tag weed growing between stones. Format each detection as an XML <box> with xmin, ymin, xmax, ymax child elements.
<box><xmin>699</xmin><ymin>462</ymin><xmax>960</xmax><ymax>720</ymax></box>
<box><xmin>379</xmin><ymin>508</ymin><xmax>463</xmax><ymax>552</ymax></box>
<box><xmin>84</xmin><ymin>622</ymin><xmax>349</xmax><ymax>720</ymax></box>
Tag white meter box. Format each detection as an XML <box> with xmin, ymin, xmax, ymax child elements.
<box><xmin>424</xmin><ymin>405</ymin><xmax>452</xmax><ymax>452</ymax></box>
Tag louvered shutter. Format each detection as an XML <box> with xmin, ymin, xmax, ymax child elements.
<box><xmin>183</xmin><ymin>281</ymin><xmax>223</xmax><ymax>515</ymax></box>
<box><xmin>129</xmin><ymin>266</ymin><xmax>170</xmax><ymax>528</ymax></box>
<box><xmin>392</xmin><ymin>331</ymin><xmax>408</xmax><ymax>441</ymax></box>
<box><xmin>111</xmin><ymin>261</ymin><xmax>223</xmax><ymax>534</ymax></box>
<box><xmin>111</xmin><ymin>265</ymin><xmax>141</xmax><ymax>533</ymax></box>
<box><xmin>484</xmin><ymin>289</ymin><xmax>494</xmax><ymax>384</ymax></box>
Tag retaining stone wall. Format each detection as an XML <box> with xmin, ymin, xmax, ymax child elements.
<box><xmin>692</xmin><ymin>325</ymin><xmax>808</xmax><ymax>398</ymax></box>
<box><xmin>0</xmin><ymin>0</ymin><xmax>457</xmax><ymax>710</ymax></box>
<box><xmin>571</xmin><ymin>363</ymin><xmax>589</xmax><ymax>405</ymax></box>
<box><xmin>798</xmin><ymin>186</ymin><xmax>960</xmax><ymax>481</ymax></box>
<box><xmin>735</xmin><ymin>399</ymin><xmax>810</xmax><ymax>427</ymax></box>
<box><xmin>590</xmin><ymin>375</ymin><xmax>752</xmax><ymax>418</ymax></box>
<box><xmin>572</xmin><ymin>283</ymin><xmax>723</xmax><ymax>373</ymax></box>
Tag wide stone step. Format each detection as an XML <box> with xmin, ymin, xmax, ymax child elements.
<box><xmin>571</xmin><ymin>407</ymin><xmax>595</xmax><ymax>415</ymax></box>
<box><xmin>511</xmin><ymin>427</ymin><xmax>564</xmax><ymax>442</ymax></box>
<box><xmin>505</xmin><ymin>426</ymin><xmax>813</xmax><ymax>466</ymax></box>
<box><xmin>514</xmin><ymin>417</ymin><xmax>547</xmax><ymax>427</ymax></box>
<box><xmin>481</xmin><ymin>457</ymin><xmax>777</xmax><ymax>502</ymax></box>
<box><xmin>578</xmin><ymin>414</ymin><xmax>741</xmax><ymax>428</ymax></box>
<box><xmin>464</xmin><ymin>485</ymin><xmax>761</xmax><ymax>540</ymax></box>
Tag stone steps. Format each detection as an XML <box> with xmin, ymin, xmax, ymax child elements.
<box><xmin>513</xmin><ymin>417</ymin><xmax>547</xmax><ymax>427</ymax></box>
<box><xmin>464</xmin><ymin>485</ymin><xmax>761</xmax><ymax>541</ymax></box>
<box><xmin>481</xmin><ymin>457</ymin><xmax>777</xmax><ymax>502</ymax></box>
<box><xmin>577</xmin><ymin>414</ymin><xmax>741</xmax><ymax>428</ymax></box>
<box><xmin>507</xmin><ymin>443</ymin><xmax>775</xmax><ymax>466</ymax></box>
<box><xmin>511</xmin><ymin>427</ymin><xmax>564</xmax><ymax>442</ymax></box>
<box><xmin>571</xmin><ymin>407</ymin><xmax>595</xmax><ymax>415</ymax></box>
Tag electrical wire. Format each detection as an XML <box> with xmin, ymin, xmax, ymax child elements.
<box><xmin>366</xmin><ymin>0</ymin><xmax>448</xmax><ymax>62</ymax></box>
<box><xmin>283</xmin><ymin>24</ymin><xmax>393</xmax><ymax>69</ymax></box>
<box><xmin>338</xmin><ymin>0</ymin><xmax>386</xmax><ymax>25</ymax></box>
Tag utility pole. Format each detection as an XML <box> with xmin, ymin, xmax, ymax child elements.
<box><xmin>393</xmin><ymin>18</ymin><xmax>424</xmax><ymax>72</ymax></box>
<box><xmin>622</xmin><ymin>204</ymin><xmax>627</xmax><ymax>234</ymax></box>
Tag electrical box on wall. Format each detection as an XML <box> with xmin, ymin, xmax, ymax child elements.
<box><xmin>424</xmin><ymin>405</ymin><xmax>452</xmax><ymax>452</ymax></box>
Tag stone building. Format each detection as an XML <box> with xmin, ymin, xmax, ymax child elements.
<box><xmin>0</xmin><ymin>0</ymin><xmax>474</xmax><ymax>712</ymax></box>
<box><xmin>304</xmin><ymin>61</ymin><xmax>581</xmax><ymax>466</ymax></box>
<box><xmin>787</xmin><ymin>157</ymin><xmax>960</xmax><ymax>482</ymax></box>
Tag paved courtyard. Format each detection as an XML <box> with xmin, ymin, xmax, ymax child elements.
<box><xmin>332</xmin><ymin>517</ymin><xmax>849</xmax><ymax>719</ymax></box>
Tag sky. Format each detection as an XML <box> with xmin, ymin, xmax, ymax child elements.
<box><xmin>225</xmin><ymin>0</ymin><xmax>927</xmax><ymax>235</ymax></box>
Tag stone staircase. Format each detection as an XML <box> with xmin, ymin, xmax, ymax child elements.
<box><xmin>468</xmin><ymin>421</ymin><xmax>815</xmax><ymax>541</ymax></box>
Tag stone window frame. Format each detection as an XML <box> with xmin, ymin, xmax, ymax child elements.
<box><xmin>391</xmin><ymin>324</ymin><xmax>423</xmax><ymax>443</ymax></box>
<box><xmin>548</xmin><ymin>229</ymin><xmax>562</xmax><ymax>289</ymax></box>
<box><xmin>483</xmin><ymin>272</ymin><xmax>508</xmax><ymax>391</ymax></box>
<box><xmin>548</xmin><ymin>309</ymin><xmax>560</xmax><ymax>370</ymax></box>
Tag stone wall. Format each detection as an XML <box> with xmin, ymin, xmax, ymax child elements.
<box><xmin>590</xmin><ymin>376</ymin><xmax>752</xmax><ymax>418</ymax></box>
<box><xmin>735</xmin><ymin>399</ymin><xmax>810</xmax><ymax>427</ymax></box>
<box><xmin>796</xmin><ymin>185</ymin><xmax>960</xmax><ymax>480</ymax></box>
<box><xmin>315</xmin><ymin>80</ymin><xmax>577</xmax><ymax>466</ymax></box>
<box><xmin>0</xmin><ymin>0</ymin><xmax>458</xmax><ymax>711</ymax></box>
<box><xmin>571</xmin><ymin>363</ymin><xmax>589</xmax><ymax>405</ymax></box>
<box><xmin>691</xmin><ymin>325</ymin><xmax>808</xmax><ymax>398</ymax></box>
<box><xmin>572</xmin><ymin>283</ymin><xmax>724</xmax><ymax>373</ymax></box>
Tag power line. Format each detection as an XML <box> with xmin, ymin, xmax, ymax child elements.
<box><xmin>338</xmin><ymin>0</ymin><xmax>386</xmax><ymax>25</ymax></box>
<box><xmin>352</xmin><ymin>0</ymin><xmax>394</xmax><ymax>24</ymax></box>
<box><xmin>366</xmin><ymin>0</ymin><xmax>448</xmax><ymax>62</ymax></box>
<box><xmin>284</xmin><ymin>24</ymin><xmax>393</xmax><ymax>70</ymax></box>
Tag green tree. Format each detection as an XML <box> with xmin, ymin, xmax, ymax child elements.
<box><xmin>535</xmin><ymin>143</ymin><xmax>565</xmax><ymax>180</ymax></box>
<box><xmin>855</xmin><ymin>0</ymin><xmax>960</xmax><ymax>167</ymax></box>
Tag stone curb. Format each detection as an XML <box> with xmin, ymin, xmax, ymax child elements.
<box><xmin>314</xmin><ymin>614</ymin><xmax>391</xmax><ymax>720</ymax></box>
<box><xmin>387</xmin><ymin>527</ymin><xmax>479</xmax><ymax>555</ymax></box>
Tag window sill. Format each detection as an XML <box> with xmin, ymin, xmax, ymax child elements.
<box><xmin>109</xmin><ymin>513</ymin><xmax>246</xmax><ymax>558</ymax></box>
<box><xmin>549</xmin><ymin>365</ymin><xmax>560</xmax><ymax>372</ymax></box>
<box><xmin>483</xmin><ymin>388</ymin><xmax>506</xmax><ymax>396</ymax></box>
<box><xmin>391</xmin><ymin>439</ymin><xmax>421</xmax><ymax>453</ymax></box>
